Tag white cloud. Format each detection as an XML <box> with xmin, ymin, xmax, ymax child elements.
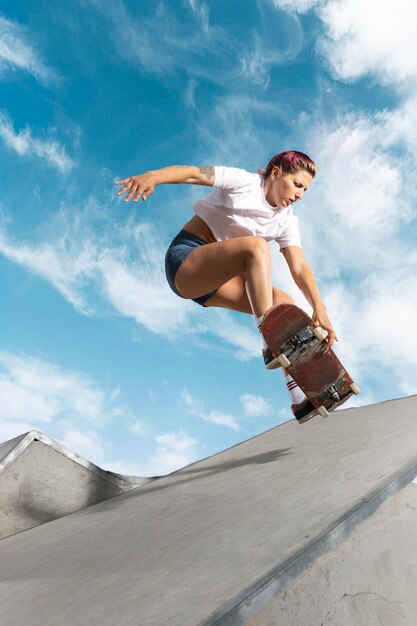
<box><xmin>240</xmin><ymin>393</ymin><xmax>272</xmax><ymax>418</ymax></box>
<box><xmin>270</xmin><ymin>0</ymin><xmax>321</xmax><ymax>14</ymax></box>
<box><xmin>200</xmin><ymin>308</ymin><xmax>260</xmax><ymax>361</ymax></box>
<box><xmin>0</xmin><ymin>229</ymin><xmax>94</xmax><ymax>313</ymax></box>
<box><xmin>145</xmin><ymin>429</ymin><xmax>201</xmax><ymax>475</ymax></box>
<box><xmin>272</xmin><ymin>0</ymin><xmax>417</xmax><ymax>90</ymax></box>
<box><xmin>0</xmin><ymin>216</ymin><xmax>190</xmax><ymax>333</ymax></box>
<box><xmin>97</xmin><ymin>244</ymin><xmax>190</xmax><ymax>335</ymax></box>
<box><xmin>185</xmin><ymin>78</ymin><xmax>197</xmax><ymax>109</ymax></box>
<box><xmin>127</xmin><ymin>420</ymin><xmax>148</xmax><ymax>436</ymax></box>
<box><xmin>305</xmin><ymin>107</ymin><xmax>416</xmax><ymax>279</ymax></box>
<box><xmin>204</xmin><ymin>410</ymin><xmax>240</xmax><ymax>431</ymax></box>
<box><xmin>277</xmin><ymin>406</ymin><xmax>291</xmax><ymax>420</ymax></box>
<box><xmin>305</xmin><ymin>246</ymin><xmax>417</xmax><ymax>397</ymax></box>
<box><xmin>61</xmin><ymin>430</ymin><xmax>105</xmax><ymax>465</ymax></box>
<box><xmin>0</xmin><ymin>16</ymin><xmax>56</xmax><ymax>85</ymax></box>
<box><xmin>0</xmin><ymin>351</ymin><xmax>127</xmax><ymax>426</ymax></box>
<box><xmin>317</xmin><ymin>0</ymin><xmax>417</xmax><ymax>87</ymax></box>
<box><xmin>0</xmin><ymin>111</ymin><xmax>74</xmax><ymax>172</ymax></box>
<box><xmin>181</xmin><ymin>389</ymin><xmax>240</xmax><ymax>431</ymax></box>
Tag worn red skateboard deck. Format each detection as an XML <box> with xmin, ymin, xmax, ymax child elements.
<box><xmin>262</xmin><ymin>303</ymin><xmax>360</xmax><ymax>417</ymax></box>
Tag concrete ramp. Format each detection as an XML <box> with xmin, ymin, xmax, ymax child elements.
<box><xmin>0</xmin><ymin>430</ymin><xmax>155</xmax><ymax>539</ymax></box>
<box><xmin>0</xmin><ymin>396</ymin><xmax>416</xmax><ymax>625</ymax></box>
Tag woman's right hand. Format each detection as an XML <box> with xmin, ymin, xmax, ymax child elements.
<box><xmin>115</xmin><ymin>171</ymin><xmax>158</xmax><ymax>203</ymax></box>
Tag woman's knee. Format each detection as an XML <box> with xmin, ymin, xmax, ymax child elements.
<box><xmin>245</xmin><ymin>236</ymin><xmax>271</xmax><ymax>263</ymax></box>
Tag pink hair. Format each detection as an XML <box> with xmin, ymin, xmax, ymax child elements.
<box><xmin>261</xmin><ymin>150</ymin><xmax>316</xmax><ymax>179</ymax></box>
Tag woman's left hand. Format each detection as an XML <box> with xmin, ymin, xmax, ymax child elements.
<box><xmin>312</xmin><ymin>302</ymin><xmax>338</xmax><ymax>349</ymax></box>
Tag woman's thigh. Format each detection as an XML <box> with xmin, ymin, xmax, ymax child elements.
<box><xmin>174</xmin><ymin>236</ymin><xmax>269</xmax><ymax>299</ymax></box>
<box><xmin>204</xmin><ymin>277</ymin><xmax>294</xmax><ymax>314</ymax></box>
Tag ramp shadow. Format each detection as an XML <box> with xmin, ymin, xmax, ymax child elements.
<box><xmin>85</xmin><ymin>447</ymin><xmax>293</xmax><ymax>515</ymax></box>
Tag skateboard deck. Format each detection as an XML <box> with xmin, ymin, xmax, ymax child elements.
<box><xmin>262</xmin><ymin>303</ymin><xmax>360</xmax><ymax>418</ymax></box>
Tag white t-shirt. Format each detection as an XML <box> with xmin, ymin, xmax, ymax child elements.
<box><xmin>192</xmin><ymin>166</ymin><xmax>301</xmax><ymax>250</ymax></box>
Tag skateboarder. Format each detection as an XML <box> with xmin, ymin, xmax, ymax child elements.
<box><xmin>116</xmin><ymin>151</ymin><xmax>337</xmax><ymax>423</ymax></box>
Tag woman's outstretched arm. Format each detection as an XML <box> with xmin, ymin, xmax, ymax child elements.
<box><xmin>115</xmin><ymin>165</ymin><xmax>215</xmax><ymax>203</ymax></box>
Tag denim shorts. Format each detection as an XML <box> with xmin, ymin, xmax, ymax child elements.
<box><xmin>165</xmin><ymin>230</ymin><xmax>218</xmax><ymax>307</ymax></box>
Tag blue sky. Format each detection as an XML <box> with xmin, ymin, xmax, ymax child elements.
<box><xmin>1</xmin><ymin>0</ymin><xmax>417</xmax><ymax>476</ymax></box>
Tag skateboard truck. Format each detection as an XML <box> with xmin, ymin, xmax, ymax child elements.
<box><xmin>317</xmin><ymin>382</ymin><xmax>361</xmax><ymax>419</ymax></box>
<box><xmin>275</xmin><ymin>326</ymin><xmax>327</xmax><ymax>369</ymax></box>
<box><xmin>328</xmin><ymin>386</ymin><xmax>341</xmax><ymax>403</ymax></box>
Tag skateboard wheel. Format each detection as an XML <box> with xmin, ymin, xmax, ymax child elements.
<box><xmin>313</xmin><ymin>327</ymin><xmax>327</xmax><ymax>341</ymax></box>
<box><xmin>350</xmin><ymin>383</ymin><xmax>361</xmax><ymax>395</ymax></box>
<box><xmin>317</xmin><ymin>406</ymin><xmax>329</xmax><ymax>418</ymax></box>
<box><xmin>277</xmin><ymin>354</ymin><xmax>291</xmax><ymax>368</ymax></box>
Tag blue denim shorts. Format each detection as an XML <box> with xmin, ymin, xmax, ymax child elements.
<box><xmin>165</xmin><ymin>230</ymin><xmax>218</xmax><ymax>307</ymax></box>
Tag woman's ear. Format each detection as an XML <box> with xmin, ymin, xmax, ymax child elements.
<box><xmin>271</xmin><ymin>165</ymin><xmax>282</xmax><ymax>181</ymax></box>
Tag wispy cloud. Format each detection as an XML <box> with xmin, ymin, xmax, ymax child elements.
<box><xmin>83</xmin><ymin>0</ymin><xmax>303</xmax><ymax>89</ymax></box>
<box><xmin>127</xmin><ymin>420</ymin><xmax>148</xmax><ymax>436</ymax></box>
<box><xmin>269</xmin><ymin>0</ymin><xmax>321</xmax><ymax>13</ymax></box>
<box><xmin>0</xmin><ymin>202</ymin><xmax>258</xmax><ymax>358</ymax></box>
<box><xmin>84</xmin><ymin>0</ymin><xmax>233</xmax><ymax>83</ymax></box>
<box><xmin>0</xmin><ymin>211</ymin><xmax>190</xmax><ymax>332</ymax></box>
<box><xmin>238</xmin><ymin>10</ymin><xmax>303</xmax><ymax>88</ymax></box>
<box><xmin>145</xmin><ymin>429</ymin><xmax>201</xmax><ymax>475</ymax></box>
<box><xmin>61</xmin><ymin>430</ymin><xmax>106</xmax><ymax>465</ymax></box>
<box><xmin>181</xmin><ymin>389</ymin><xmax>240</xmax><ymax>431</ymax></box>
<box><xmin>0</xmin><ymin>111</ymin><xmax>74</xmax><ymax>172</ymax></box>
<box><xmin>199</xmin><ymin>93</ymin><xmax>285</xmax><ymax>167</ymax></box>
<box><xmin>0</xmin><ymin>15</ymin><xmax>57</xmax><ymax>85</ymax></box>
<box><xmin>0</xmin><ymin>227</ymin><xmax>95</xmax><ymax>313</ymax></box>
<box><xmin>240</xmin><ymin>393</ymin><xmax>272</xmax><ymax>418</ymax></box>
<box><xmin>0</xmin><ymin>351</ymin><xmax>126</xmax><ymax>426</ymax></box>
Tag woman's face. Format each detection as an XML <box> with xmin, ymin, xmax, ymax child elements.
<box><xmin>264</xmin><ymin>167</ymin><xmax>313</xmax><ymax>208</ymax></box>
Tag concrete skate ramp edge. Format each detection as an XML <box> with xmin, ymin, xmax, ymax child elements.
<box><xmin>203</xmin><ymin>451</ymin><xmax>417</xmax><ymax>625</ymax></box>
<box><xmin>0</xmin><ymin>430</ymin><xmax>157</xmax><ymax>539</ymax></box>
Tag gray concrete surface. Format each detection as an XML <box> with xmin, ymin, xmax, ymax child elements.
<box><xmin>0</xmin><ymin>430</ymin><xmax>156</xmax><ymax>539</ymax></box>
<box><xmin>246</xmin><ymin>482</ymin><xmax>417</xmax><ymax>626</ymax></box>
<box><xmin>0</xmin><ymin>396</ymin><xmax>416</xmax><ymax>625</ymax></box>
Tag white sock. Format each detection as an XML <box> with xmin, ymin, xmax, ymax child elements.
<box><xmin>285</xmin><ymin>373</ymin><xmax>306</xmax><ymax>405</ymax></box>
<box><xmin>255</xmin><ymin>315</ymin><xmax>268</xmax><ymax>349</ymax></box>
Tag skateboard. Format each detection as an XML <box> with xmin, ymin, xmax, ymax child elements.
<box><xmin>262</xmin><ymin>303</ymin><xmax>360</xmax><ymax>419</ymax></box>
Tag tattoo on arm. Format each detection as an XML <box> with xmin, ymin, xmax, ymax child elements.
<box><xmin>198</xmin><ymin>166</ymin><xmax>215</xmax><ymax>182</ymax></box>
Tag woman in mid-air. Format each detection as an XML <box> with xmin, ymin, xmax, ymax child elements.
<box><xmin>116</xmin><ymin>151</ymin><xmax>337</xmax><ymax>423</ymax></box>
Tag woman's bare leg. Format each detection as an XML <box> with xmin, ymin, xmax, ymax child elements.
<box><xmin>203</xmin><ymin>277</ymin><xmax>294</xmax><ymax>313</ymax></box>
<box><xmin>174</xmin><ymin>236</ymin><xmax>274</xmax><ymax>317</ymax></box>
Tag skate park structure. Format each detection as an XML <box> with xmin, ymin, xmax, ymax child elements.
<box><xmin>0</xmin><ymin>395</ymin><xmax>417</xmax><ymax>625</ymax></box>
